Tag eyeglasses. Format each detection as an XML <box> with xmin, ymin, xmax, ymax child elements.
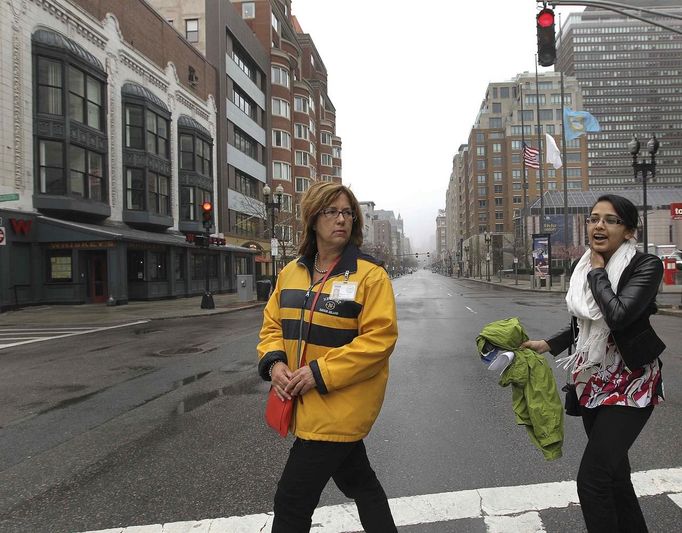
<box><xmin>585</xmin><ymin>215</ymin><xmax>624</xmax><ymax>226</ymax></box>
<box><xmin>320</xmin><ymin>208</ymin><xmax>356</xmax><ymax>221</ymax></box>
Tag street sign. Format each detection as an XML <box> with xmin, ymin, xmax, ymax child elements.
<box><xmin>271</xmin><ymin>238</ymin><xmax>279</xmax><ymax>258</ymax></box>
<box><xmin>513</xmin><ymin>257</ymin><xmax>519</xmax><ymax>264</ymax></box>
<box><xmin>0</xmin><ymin>227</ymin><xmax>6</xmax><ymax>246</ymax></box>
<box><xmin>671</xmin><ymin>202</ymin><xmax>682</xmax><ymax>220</ymax></box>
<box><xmin>0</xmin><ymin>193</ymin><xmax>19</xmax><ymax>202</ymax></box>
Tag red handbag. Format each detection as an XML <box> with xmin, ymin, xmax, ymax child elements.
<box><xmin>264</xmin><ymin>260</ymin><xmax>338</xmax><ymax>437</ymax></box>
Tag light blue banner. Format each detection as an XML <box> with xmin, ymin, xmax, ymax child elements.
<box><xmin>563</xmin><ymin>107</ymin><xmax>600</xmax><ymax>142</ymax></box>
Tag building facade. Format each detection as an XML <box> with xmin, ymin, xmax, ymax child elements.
<box><xmin>0</xmin><ymin>0</ymin><xmax>262</xmax><ymax>310</ymax></box>
<box><xmin>450</xmin><ymin>71</ymin><xmax>587</xmax><ymax>274</ymax></box>
<box><xmin>147</xmin><ymin>0</ymin><xmax>271</xmax><ymax>277</ymax></box>
<box><xmin>556</xmin><ymin>0</ymin><xmax>682</xmax><ymax>189</ymax></box>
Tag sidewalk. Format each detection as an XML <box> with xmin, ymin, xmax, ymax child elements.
<box><xmin>457</xmin><ymin>274</ymin><xmax>682</xmax><ymax>318</ymax></box>
<box><xmin>0</xmin><ymin>292</ymin><xmax>266</xmax><ymax>326</ymax></box>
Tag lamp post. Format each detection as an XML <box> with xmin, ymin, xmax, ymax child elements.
<box><xmin>263</xmin><ymin>183</ymin><xmax>284</xmax><ymax>290</ymax></box>
<box><xmin>629</xmin><ymin>135</ymin><xmax>659</xmax><ymax>254</ymax></box>
<box><xmin>484</xmin><ymin>230</ymin><xmax>492</xmax><ymax>282</ymax></box>
<box><xmin>463</xmin><ymin>244</ymin><xmax>470</xmax><ymax>277</ymax></box>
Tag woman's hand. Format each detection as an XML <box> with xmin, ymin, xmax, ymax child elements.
<box><xmin>285</xmin><ymin>366</ymin><xmax>317</xmax><ymax>397</ymax></box>
<box><xmin>590</xmin><ymin>249</ymin><xmax>606</xmax><ymax>269</ymax></box>
<box><xmin>271</xmin><ymin>362</ymin><xmax>294</xmax><ymax>401</ymax></box>
<box><xmin>520</xmin><ymin>339</ymin><xmax>550</xmax><ymax>354</ymax></box>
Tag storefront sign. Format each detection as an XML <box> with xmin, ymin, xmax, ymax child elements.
<box><xmin>48</xmin><ymin>241</ymin><xmax>115</xmax><ymax>249</ymax></box>
<box><xmin>671</xmin><ymin>203</ymin><xmax>682</xmax><ymax>220</ymax></box>
<box><xmin>0</xmin><ymin>193</ymin><xmax>19</xmax><ymax>202</ymax></box>
<box><xmin>9</xmin><ymin>218</ymin><xmax>32</xmax><ymax>235</ymax></box>
<box><xmin>0</xmin><ymin>227</ymin><xmax>5</xmax><ymax>246</ymax></box>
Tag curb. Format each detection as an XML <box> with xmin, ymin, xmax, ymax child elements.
<box><xmin>148</xmin><ymin>301</ymin><xmax>266</xmax><ymax>321</ymax></box>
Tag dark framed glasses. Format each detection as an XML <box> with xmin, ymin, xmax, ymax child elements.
<box><xmin>585</xmin><ymin>215</ymin><xmax>623</xmax><ymax>226</ymax></box>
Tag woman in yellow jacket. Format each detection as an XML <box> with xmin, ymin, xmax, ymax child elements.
<box><xmin>258</xmin><ymin>182</ymin><xmax>398</xmax><ymax>533</ymax></box>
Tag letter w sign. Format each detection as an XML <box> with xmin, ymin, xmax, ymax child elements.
<box><xmin>10</xmin><ymin>218</ymin><xmax>32</xmax><ymax>235</ymax></box>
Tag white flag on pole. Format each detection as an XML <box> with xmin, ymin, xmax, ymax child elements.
<box><xmin>545</xmin><ymin>133</ymin><xmax>563</xmax><ymax>169</ymax></box>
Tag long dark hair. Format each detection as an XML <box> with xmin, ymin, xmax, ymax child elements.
<box><xmin>594</xmin><ymin>194</ymin><xmax>639</xmax><ymax>231</ymax></box>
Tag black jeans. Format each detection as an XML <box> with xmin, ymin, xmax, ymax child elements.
<box><xmin>272</xmin><ymin>438</ymin><xmax>397</xmax><ymax>533</ymax></box>
<box><xmin>577</xmin><ymin>405</ymin><xmax>654</xmax><ymax>533</ymax></box>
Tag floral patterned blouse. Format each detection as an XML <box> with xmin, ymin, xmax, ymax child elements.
<box><xmin>573</xmin><ymin>338</ymin><xmax>664</xmax><ymax>408</ymax></box>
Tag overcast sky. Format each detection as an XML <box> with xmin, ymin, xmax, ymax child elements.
<box><xmin>291</xmin><ymin>0</ymin><xmax>585</xmax><ymax>251</ymax></box>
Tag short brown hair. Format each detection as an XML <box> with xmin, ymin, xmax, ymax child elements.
<box><xmin>297</xmin><ymin>181</ymin><xmax>364</xmax><ymax>257</ymax></box>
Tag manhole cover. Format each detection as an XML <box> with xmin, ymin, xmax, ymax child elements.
<box><xmin>155</xmin><ymin>347</ymin><xmax>204</xmax><ymax>357</ymax></box>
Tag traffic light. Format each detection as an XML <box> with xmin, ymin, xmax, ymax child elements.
<box><xmin>415</xmin><ymin>252</ymin><xmax>419</xmax><ymax>258</ymax></box>
<box><xmin>536</xmin><ymin>8</ymin><xmax>556</xmax><ymax>67</ymax></box>
<box><xmin>201</xmin><ymin>201</ymin><xmax>213</xmax><ymax>229</ymax></box>
<box><xmin>427</xmin><ymin>251</ymin><xmax>430</xmax><ymax>258</ymax></box>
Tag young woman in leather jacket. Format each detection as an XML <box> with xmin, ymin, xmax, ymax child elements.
<box><xmin>522</xmin><ymin>194</ymin><xmax>665</xmax><ymax>533</ymax></box>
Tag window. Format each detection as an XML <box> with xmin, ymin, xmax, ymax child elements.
<box><xmin>320</xmin><ymin>132</ymin><xmax>332</xmax><ymax>145</ymax></box>
<box><xmin>232</xmin><ymin>48</ymin><xmax>255</xmax><ymax>81</ymax></box>
<box><xmin>492</xmin><ymin>143</ymin><xmax>502</xmax><ymax>153</ymax></box>
<box><xmin>174</xmin><ymin>253</ymin><xmax>185</xmax><ymax>281</ymax></box>
<box><xmin>513</xmin><ymin>196</ymin><xmax>522</xmax><ymax>204</ymax></box>
<box><xmin>39</xmin><ymin>140</ymin><xmax>65</xmax><ymax>194</ymax></box>
<box><xmin>495</xmin><ymin>212</ymin><xmax>504</xmax><ymax>220</ymax></box>
<box><xmin>500</xmin><ymin>87</ymin><xmax>509</xmax><ymax>98</ymax></box>
<box><xmin>232</xmin><ymin>87</ymin><xmax>256</xmax><ymax>119</ymax></box>
<box><xmin>276</xmin><ymin>225</ymin><xmax>292</xmax><ymax>242</ymax></box>
<box><xmin>495</xmin><ymin>197</ymin><xmax>504</xmax><ymax>206</ymax></box>
<box><xmin>494</xmin><ymin>185</ymin><xmax>503</xmax><ymax>194</ymax></box>
<box><xmin>332</xmin><ymin>147</ymin><xmax>341</xmax><ymax>158</ymax></box>
<box><xmin>295</xmin><ymin>177</ymin><xmax>309</xmax><ymax>193</ymax></box>
<box><xmin>125</xmin><ymin>104</ymin><xmax>144</xmax><ymax>149</ymax></box>
<box><xmin>272</xmin><ymin>98</ymin><xmax>290</xmax><ymax>119</ymax></box>
<box><xmin>539</xmin><ymin>109</ymin><xmax>554</xmax><ymax>121</ymax></box>
<box><xmin>477</xmin><ymin>160</ymin><xmax>486</xmax><ymax>170</ymax></box>
<box><xmin>148</xmin><ymin>172</ymin><xmax>169</xmax><ymax>215</ymax></box>
<box><xmin>321</xmin><ymin>153</ymin><xmax>333</xmax><ymax>166</ymax></box>
<box><xmin>128</xmin><ymin>251</ymin><xmax>145</xmax><ymax>281</ymax></box>
<box><xmin>69</xmin><ymin>146</ymin><xmax>103</xmax><ymax>200</ymax></box>
<box><xmin>273</xmin><ymin>161</ymin><xmax>291</xmax><ymax>181</ymax></box>
<box><xmin>476</xmin><ymin>133</ymin><xmax>485</xmax><ymax>143</ymax></box>
<box><xmin>179</xmin><ymin>133</ymin><xmax>212</xmax><ymax>176</ymax></box>
<box><xmin>294</xmin><ymin>123</ymin><xmax>309</xmax><ymax>140</ymax></box>
<box><xmin>478</xmin><ymin>186</ymin><xmax>487</xmax><ymax>196</ymax></box>
<box><xmin>146</xmin><ymin>109</ymin><xmax>169</xmax><ymax>157</ymax></box>
<box><xmin>235</xmin><ymin>170</ymin><xmax>257</xmax><ymax>198</ymax></box>
<box><xmin>47</xmin><ymin>250</ymin><xmax>72</xmax><ymax>282</ymax></box>
<box><xmin>271</xmin><ymin>66</ymin><xmax>289</xmax><ymax>87</ymax></box>
<box><xmin>281</xmin><ymin>193</ymin><xmax>292</xmax><ymax>213</ymax></box>
<box><xmin>180</xmin><ymin>186</ymin><xmax>196</xmax><ymax>221</ymax></box>
<box><xmin>477</xmin><ymin>146</ymin><xmax>485</xmax><ymax>156</ymax></box>
<box><xmin>294</xmin><ymin>96</ymin><xmax>309</xmax><ymax>113</ymax></box>
<box><xmin>477</xmin><ymin>175</ymin><xmax>486</xmax><ymax>184</ymax></box>
<box><xmin>126</xmin><ymin>168</ymin><xmax>145</xmax><ymax>210</ymax></box>
<box><xmin>489</xmin><ymin>118</ymin><xmax>502</xmax><ymax>128</ymax></box>
<box><xmin>242</xmin><ymin>2</ymin><xmax>255</xmax><ymax>18</ymax></box>
<box><xmin>272</xmin><ymin>130</ymin><xmax>291</xmax><ymax>149</ymax></box>
<box><xmin>493</xmin><ymin>172</ymin><xmax>503</xmax><ymax>182</ymax></box>
<box><xmin>511</xmin><ymin>140</ymin><xmax>522</xmax><ymax>150</ymax></box>
<box><xmin>518</xmin><ymin>110</ymin><xmax>533</xmax><ymax>121</ymax></box>
<box><xmin>295</xmin><ymin>151</ymin><xmax>309</xmax><ymax>166</ymax></box>
<box><xmin>185</xmin><ymin>19</ymin><xmax>199</xmax><ymax>42</ymax></box>
<box><xmin>567</xmin><ymin>168</ymin><xmax>582</xmax><ymax>177</ymax></box>
<box><xmin>37</xmin><ymin>57</ymin><xmax>63</xmax><ymax>115</ymax></box>
<box><xmin>68</xmin><ymin>66</ymin><xmax>102</xmax><ymax>130</ymax></box>
<box><xmin>149</xmin><ymin>252</ymin><xmax>167</xmax><ymax>281</ymax></box>
<box><xmin>271</xmin><ymin>11</ymin><xmax>280</xmax><ymax>33</ymax></box>
<box><xmin>479</xmin><ymin>200</ymin><xmax>487</xmax><ymax>208</ymax></box>
<box><xmin>492</xmin><ymin>102</ymin><xmax>502</xmax><ymax>113</ymax></box>
<box><xmin>496</xmin><ymin>224</ymin><xmax>504</xmax><ymax>232</ymax></box>
<box><xmin>234</xmin><ymin>127</ymin><xmax>258</xmax><ymax>159</ymax></box>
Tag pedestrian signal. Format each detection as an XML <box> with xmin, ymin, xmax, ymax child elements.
<box><xmin>536</xmin><ymin>8</ymin><xmax>556</xmax><ymax>67</ymax></box>
<box><xmin>201</xmin><ymin>201</ymin><xmax>213</xmax><ymax>229</ymax></box>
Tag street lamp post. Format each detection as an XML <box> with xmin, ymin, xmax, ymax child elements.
<box><xmin>629</xmin><ymin>135</ymin><xmax>659</xmax><ymax>254</ymax></box>
<box><xmin>263</xmin><ymin>183</ymin><xmax>284</xmax><ymax>290</ymax></box>
<box><xmin>484</xmin><ymin>230</ymin><xmax>492</xmax><ymax>282</ymax></box>
<box><xmin>463</xmin><ymin>244</ymin><xmax>470</xmax><ymax>278</ymax></box>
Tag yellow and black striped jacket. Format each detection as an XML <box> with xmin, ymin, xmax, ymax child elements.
<box><xmin>257</xmin><ymin>244</ymin><xmax>398</xmax><ymax>442</ymax></box>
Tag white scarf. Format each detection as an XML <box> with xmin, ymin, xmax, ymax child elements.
<box><xmin>560</xmin><ymin>239</ymin><xmax>636</xmax><ymax>372</ymax></box>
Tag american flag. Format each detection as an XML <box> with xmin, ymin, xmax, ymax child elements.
<box><xmin>522</xmin><ymin>143</ymin><xmax>540</xmax><ymax>169</ymax></box>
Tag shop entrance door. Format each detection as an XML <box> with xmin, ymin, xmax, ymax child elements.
<box><xmin>86</xmin><ymin>252</ymin><xmax>108</xmax><ymax>303</ymax></box>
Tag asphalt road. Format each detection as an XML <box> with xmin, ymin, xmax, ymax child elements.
<box><xmin>0</xmin><ymin>270</ymin><xmax>680</xmax><ymax>532</ymax></box>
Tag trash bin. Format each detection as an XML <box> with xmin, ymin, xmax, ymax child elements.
<box><xmin>256</xmin><ymin>279</ymin><xmax>272</xmax><ymax>301</ymax></box>
<box><xmin>663</xmin><ymin>258</ymin><xmax>677</xmax><ymax>285</ymax></box>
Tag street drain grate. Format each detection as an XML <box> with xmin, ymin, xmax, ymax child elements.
<box><xmin>155</xmin><ymin>347</ymin><xmax>204</xmax><ymax>357</ymax></box>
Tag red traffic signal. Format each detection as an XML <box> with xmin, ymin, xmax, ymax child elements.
<box><xmin>536</xmin><ymin>8</ymin><xmax>557</xmax><ymax>67</ymax></box>
<box><xmin>537</xmin><ymin>8</ymin><xmax>554</xmax><ymax>28</ymax></box>
<box><xmin>201</xmin><ymin>201</ymin><xmax>213</xmax><ymax>229</ymax></box>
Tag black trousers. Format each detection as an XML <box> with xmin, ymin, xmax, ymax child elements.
<box><xmin>577</xmin><ymin>405</ymin><xmax>654</xmax><ymax>533</ymax></box>
<box><xmin>272</xmin><ymin>438</ymin><xmax>397</xmax><ymax>533</ymax></box>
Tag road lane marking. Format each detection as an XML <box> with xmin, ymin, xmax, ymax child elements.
<box><xmin>0</xmin><ymin>321</ymin><xmax>149</xmax><ymax>350</ymax></box>
<box><xmin>466</xmin><ymin>306</ymin><xmax>478</xmax><ymax>314</ymax></box>
<box><xmin>78</xmin><ymin>467</ymin><xmax>682</xmax><ymax>533</ymax></box>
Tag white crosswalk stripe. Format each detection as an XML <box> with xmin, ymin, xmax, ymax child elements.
<box><xmin>0</xmin><ymin>321</ymin><xmax>148</xmax><ymax>350</ymax></box>
<box><xmin>79</xmin><ymin>467</ymin><xmax>682</xmax><ymax>533</ymax></box>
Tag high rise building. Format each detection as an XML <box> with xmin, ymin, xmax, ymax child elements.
<box><xmin>147</xmin><ymin>0</ymin><xmax>271</xmax><ymax>275</ymax></box>
<box><xmin>556</xmin><ymin>0</ymin><xmax>682</xmax><ymax>188</ymax></box>
<box><xmin>448</xmin><ymin>71</ymin><xmax>587</xmax><ymax>275</ymax></box>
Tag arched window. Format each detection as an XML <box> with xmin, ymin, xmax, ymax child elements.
<box><xmin>32</xmin><ymin>29</ymin><xmax>109</xmax><ymax>217</ymax></box>
<box><xmin>121</xmin><ymin>83</ymin><xmax>172</xmax><ymax>228</ymax></box>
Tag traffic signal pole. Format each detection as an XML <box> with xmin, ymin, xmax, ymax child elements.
<box><xmin>200</xmin><ymin>201</ymin><xmax>215</xmax><ymax>309</ymax></box>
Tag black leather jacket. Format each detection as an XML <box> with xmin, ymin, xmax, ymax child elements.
<box><xmin>547</xmin><ymin>252</ymin><xmax>665</xmax><ymax>370</ymax></box>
